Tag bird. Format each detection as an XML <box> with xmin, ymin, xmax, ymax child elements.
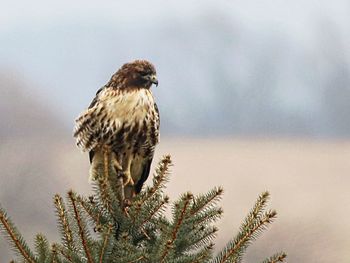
<box><xmin>73</xmin><ymin>60</ymin><xmax>160</xmax><ymax>199</ymax></box>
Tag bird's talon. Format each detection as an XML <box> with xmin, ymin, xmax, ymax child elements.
<box><xmin>112</xmin><ymin>159</ymin><xmax>122</xmax><ymax>171</ymax></box>
<box><xmin>121</xmin><ymin>172</ymin><xmax>134</xmax><ymax>186</ymax></box>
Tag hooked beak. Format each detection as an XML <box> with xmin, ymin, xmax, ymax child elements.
<box><xmin>150</xmin><ymin>74</ymin><xmax>158</xmax><ymax>87</ymax></box>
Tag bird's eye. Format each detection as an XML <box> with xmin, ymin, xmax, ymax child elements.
<box><xmin>140</xmin><ymin>71</ymin><xmax>149</xmax><ymax>76</ymax></box>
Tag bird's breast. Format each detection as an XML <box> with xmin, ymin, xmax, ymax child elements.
<box><xmin>103</xmin><ymin>88</ymin><xmax>155</xmax><ymax>129</ymax></box>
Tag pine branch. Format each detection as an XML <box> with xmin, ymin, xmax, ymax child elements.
<box><xmin>127</xmin><ymin>255</ymin><xmax>146</xmax><ymax>263</ymax></box>
<box><xmin>194</xmin><ymin>246</ymin><xmax>215</xmax><ymax>263</ymax></box>
<box><xmin>234</xmin><ymin>211</ymin><xmax>275</xmax><ymax>252</ymax></box>
<box><xmin>91</xmin><ymin>149</ymin><xmax>123</xmax><ymax>214</ymax></box>
<box><xmin>213</xmin><ymin>210</ymin><xmax>277</xmax><ymax>263</ymax></box>
<box><xmin>53</xmin><ymin>194</ymin><xmax>75</xmax><ymax>251</ymax></box>
<box><xmin>99</xmin><ymin>223</ymin><xmax>113</xmax><ymax>263</ymax></box>
<box><xmin>152</xmin><ymin>155</ymin><xmax>172</xmax><ymax>193</ymax></box>
<box><xmin>76</xmin><ymin>194</ymin><xmax>111</xmax><ymax>235</ymax></box>
<box><xmin>190</xmin><ymin>187</ymin><xmax>223</xmax><ymax>216</ymax></box>
<box><xmin>68</xmin><ymin>190</ymin><xmax>94</xmax><ymax>263</ymax></box>
<box><xmin>54</xmin><ymin>244</ymin><xmax>74</xmax><ymax>263</ymax></box>
<box><xmin>95</xmin><ymin>178</ymin><xmax>114</xmax><ymax>215</ymax></box>
<box><xmin>260</xmin><ymin>252</ymin><xmax>287</xmax><ymax>263</ymax></box>
<box><xmin>242</xmin><ymin>191</ymin><xmax>270</xmax><ymax>231</ymax></box>
<box><xmin>34</xmin><ymin>233</ymin><xmax>50</xmax><ymax>262</ymax></box>
<box><xmin>139</xmin><ymin>196</ymin><xmax>169</xmax><ymax>228</ymax></box>
<box><xmin>171</xmin><ymin>243</ymin><xmax>214</xmax><ymax>263</ymax></box>
<box><xmin>93</xmin><ymin>173</ymin><xmax>122</xmax><ymax>219</ymax></box>
<box><xmin>110</xmin><ymin>235</ymin><xmax>147</xmax><ymax>262</ymax></box>
<box><xmin>190</xmin><ymin>207</ymin><xmax>223</xmax><ymax>227</ymax></box>
<box><xmin>133</xmin><ymin>155</ymin><xmax>172</xmax><ymax>216</ymax></box>
<box><xmin>186</xmin><ymin>226</ymin><xmax>218</xmax><ymax>252</ymax></box>
<box><xmin>171</xmin><ymin>193</ymin><xmax>193</xmax><ymax>243</ymax></box>
<box><xmin>191</xmin><ymin>243</ymin><xmax>214</xmax><ymax>263</ymax></box>
<box><xmin>129</xmin><ymin>195</ymin><xmax>170</xmax><ymax>242</ymax></box>
<box><xmin>76</xmin><ymin>195</ymin><xmax>101</xmax><ymax>225</ymax></box>
<box><xmin>49</xmin><ymin>243</ymin><xmax>60</xmax><ymax>263</ymax></box>
<box><xmin>159</xmin><ymin>192</ymin><xmax>192</xmax><ymax>263</ymax></box>
<box><xmin>0</xmin><ymin>205</ymin><xmax>36</xmax><ymax>263</ymax></box>
<box><xmin>54</xmin><ymin>243</ymin><xmax>84</xmax><ymax>263</ymax></box>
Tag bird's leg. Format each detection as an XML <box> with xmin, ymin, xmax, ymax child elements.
<box><xmin>121</xmin><ymin>156</ymin><xmax>134</xmax><ymax>211</ymax></box>
<box><xmin>111</xmin><ymin>154</ymin><xmax>123</xmax><ymax>172</ymax></box>
<box><xmin>109</xmin><ymin>151</ymin><xmax>125</xmax><ymax>203</ymax></box>
<box><xmin>115</xmin><ymin>174</ymin><xmax>125</xmax><ymax>204</ymax></box>
<box><xmin>103</xmin><ymin>146</ymin><xmax>110</xmax><ymax>180</ymax></box>
<box><xmin>121</xmin><ymin>155</ymin><xmax>134</xmax><ymax>187</ymax></box>
<box><xmin>121</xmin><ymin>171</ymin><xmax>134</xmax><ymax>186</ymax></box>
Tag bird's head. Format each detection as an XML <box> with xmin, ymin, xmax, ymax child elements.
<box><xmin>110</xmin><ymin>60</ymin><xmax>158</xmax><ymax>90</ymax></box>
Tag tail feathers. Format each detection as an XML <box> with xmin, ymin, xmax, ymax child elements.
<box><xmin>88</xmin><ymin>150</ymin><xmax>137</xmax><ymax>200</ymax></box>
<box><xmin>89</xmin><ymin>162</ymin><xmax>101</xmax><ymax>183</ymax></box>
<box><xmin>88</xmin><ymin>150</ymin><xmax>104</xmax><ymax>182</ymax></box>
<box><xmin>88</xmin><ymin>151</ymin><xmax>120</xmax><ymax>184</ymax></box>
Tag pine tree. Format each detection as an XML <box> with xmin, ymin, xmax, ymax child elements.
<box><xmin>0</xmin><ymin>155</ymin><xmax>286</xmax><ymax>262</ymax></box>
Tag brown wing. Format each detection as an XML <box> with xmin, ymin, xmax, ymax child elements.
<box><xmin>134</xmin><ymin>158</ymin><xmax>153</xmax><ymax>193</ymax></box>
<box><xmin>88</xmin><ymin>87</ymin><xmax>104</xmax><ymax>163</ymax></box>
<box><xmin>74</xmin><ymin>86</ymin><xmax>106</xmax><ymax>154</ymax></box>
<box><xmin>134</xmin><ymin>102</ymin><xmax>160</xmax><ymax>193</ymax></box>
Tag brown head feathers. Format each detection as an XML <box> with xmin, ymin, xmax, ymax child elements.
<box><xmin>107</xmin><ymin>60</ymin><xmax>158</xmax><ymax>90</ymax></box>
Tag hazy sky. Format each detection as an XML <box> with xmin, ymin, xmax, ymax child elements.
<box><xmin>2</xmin><ymin>0</ymin><xmax>349</xmax><ymax>30</ymax></box>
<box><xmin>1</xmin><ymin>0</ymin><xmax>350</xmax><ymax>136</ymax></box>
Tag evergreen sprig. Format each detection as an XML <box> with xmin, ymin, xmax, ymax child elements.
<box><xmin>211</xmin><ymin>192</ymin><xmax>282</xmax><ymax>263</ymax></box>
<box><xmin>34</xmin><ymin>234</ymin><xmax>50</xmax><ymax>262</ymax></box>
<box><xmin>0</xmin><ymin>155</ymin><xmax>286</xmax><ymax>262</ymax></box>
<box><xmin>53</xmin><ymin>194</ymin><xmax>75</xmax><ymax>252</ymax></box>
<box><xmin>260</xmin><ymin>252</ymin><xmax>287</xmax><ymax>263</ymax></box>
<box><xmin>0</xmin><ymin>205</ymin><xmax>37</xmax><ymax>263</ymax></box>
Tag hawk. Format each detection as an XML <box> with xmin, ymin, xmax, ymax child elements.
<box><xmin>74</xmin><ymin>60</ymin><xmax>160</xmax><ymax>199</ymax></box>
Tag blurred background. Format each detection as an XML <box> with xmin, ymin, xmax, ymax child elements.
<box><xmin>1</xmin><ymin>0</ymin><xmax>350</xmax><ymax>262</ymax></box>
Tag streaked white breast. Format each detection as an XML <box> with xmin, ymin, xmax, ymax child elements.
<box><xmin>102</xmin><ymin>88</ymin><xmax>154</xmax><ymax>127</ymax></box>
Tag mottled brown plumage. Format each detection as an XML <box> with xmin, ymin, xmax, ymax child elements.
<box><xmin>74</xmin><ymin>60</ymin><xmax>160</xmax><ymax>198</ymax></box>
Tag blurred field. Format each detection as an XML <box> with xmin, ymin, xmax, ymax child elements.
<box><xmin>1</xmin><ymin>138</ymin><xmax>349</xmax><ymax>262</ymax></box>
